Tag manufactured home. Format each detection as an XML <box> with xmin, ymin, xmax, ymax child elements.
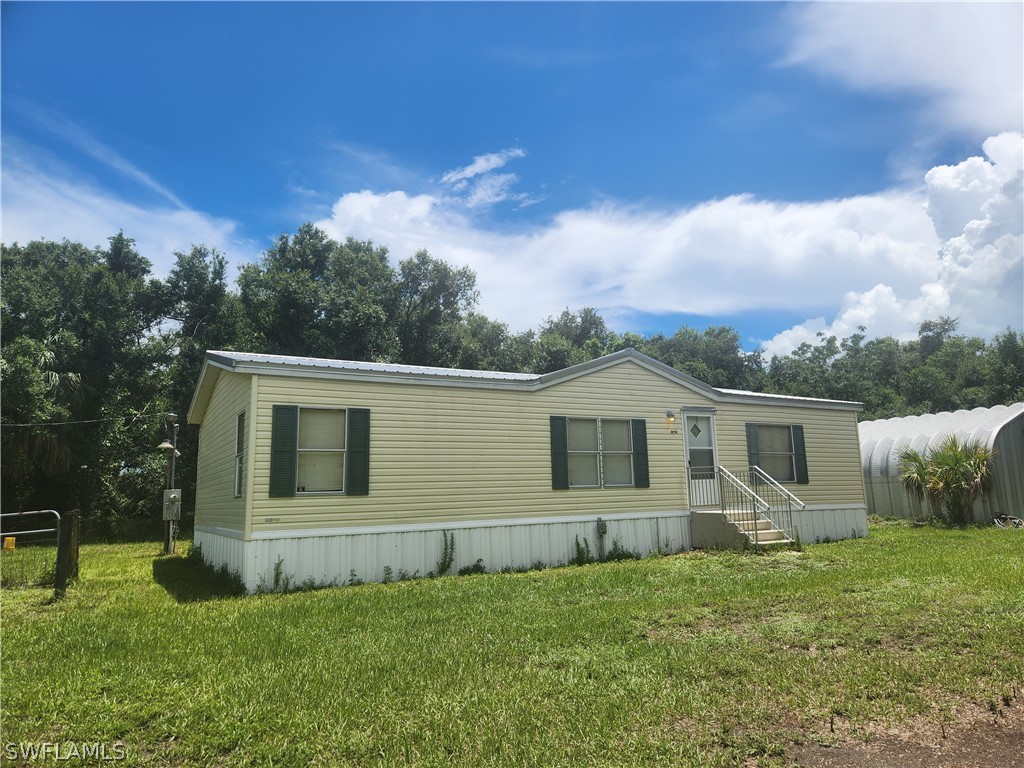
<box><xmin>188</xmin><ymin>349</ymin><xmax>868</xmax><ymax>591</ymax></box>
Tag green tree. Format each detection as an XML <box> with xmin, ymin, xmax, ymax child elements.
<box><xmin>1</xmin><ymin>235</ymin><xmax>172</xmax><ymax>528</ymax></box>
<box><xmin>238</xmin><ymin>225</ymin><xmax>398</xmax><ymax>360</ymax></box>
<box><xmin>456</xmin><ymin>313</ymin><xmax>535</xmax><ymax>372</ymax></box>
<box><xmin>643</xmin><ymin>325</ymin><xmax>762</xmax><ymax>390</ymax></box>
<box><xmin>529</xmin><ymin>308</ymin><xmax>610</xmax><ymax>373</ymax></box>
<box><xmin>394</xmin><ymin>250</ymin><xmax>478</xmax><ymax>367</ymax></box>
<box><xmin>164</xmin><ymin>245</ymin><xmax>248</xmax><ymax>515</ymax></box>
<box><xmin>917</xmin><ymin>316</ymin><xmax>959</xmax><ymax>358</ymax></box>
<box><xmin>984</xmin><ymin>328</ymin><xmax>1024</xmax><ymax>405</ymax></box>
<box><xmin>531</xmin><ymin>331</ymin><xmax>588</xmax><ymax>374</ymax></box>
<box><xmin>767</xmin><ymin>332</ymin><xmax>841</xmax><ymax>399</ymax></box>
<box><xmin>898</xmin><ymin>435</ymin><xmax>997</xmax><ymax>526</ymax></box>
<box><xmin>540</xmin><ymin>308</ymin><xmax>609</xmax><ymax>351</ymax></box>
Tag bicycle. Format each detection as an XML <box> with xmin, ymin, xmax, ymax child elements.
<box><xmin>993</xmin><ymin>515</ymin><xmax>1024</xmax><ymax>529</ymax></box>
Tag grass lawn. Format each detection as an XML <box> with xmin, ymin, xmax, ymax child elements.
<box><xmin>1</xmin><ymin>522</ymin><xmax>1022</xmax><ymax>767</ymax></box>
<box><xmin>0</xmin><ymin>544</ymin><xmax>57</xmax><ymax>589</ymax></box>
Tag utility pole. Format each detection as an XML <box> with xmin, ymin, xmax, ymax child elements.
<box><xmin>158</xmin><ymin>416</ymin><xmax>181</xmax><ymax>555</ymax></box>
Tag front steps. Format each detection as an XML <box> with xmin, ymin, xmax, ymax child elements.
<box><xmin>690</xmin><ymin>508</ymin><xmax>794</xmax><ymax>550</ymax></box>
<box><xmin>723</xmin><ymin>508</ymin><xmax>793</xmax><ymax>548</ymax></box>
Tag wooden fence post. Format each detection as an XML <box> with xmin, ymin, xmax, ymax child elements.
<box><xmin>54</xmin><ymin>513</ymin><xmax>72</xmax><ymax>600</ymax></box>
<box><xmin>68</xmin><ymin>509</ymin><xmax>80</xmax><ymax>581</ymax></box>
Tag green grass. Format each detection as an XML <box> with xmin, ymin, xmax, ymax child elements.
<box><xmin>0</xmin><ymin>544</ymin><xmax>57</xmax><ymax>588</ymax></box>
<box><xmin>2</xmin><ymin>523</ymin><xmax>1022</xmax><ymax>767</ymax></box>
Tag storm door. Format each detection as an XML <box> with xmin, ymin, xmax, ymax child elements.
<box><xmin>684</xmin><ymin>413</ymin><xmax>719</xmax><ymax>506</ymax></box>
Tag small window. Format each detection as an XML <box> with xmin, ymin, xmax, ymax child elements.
<box><xmin>567</xmin><ymin>417</ymin><xmax>634</xmax><ymax>488</ymax></box>
<box><xmin>234</xmin><ymin>411</ymin><xmax>245</xmax><ymax>497</ymax></box>
<box><xmin>297</xmin><ymin>408</ymin><xmax>346</xmax><ymax>493</ymax></box>
<box><xmin>756</xmin><ymin>425</ymin><xmax>796</xmax><ymax>482</ymax></box>
<box><xmin>746</xmin><ymin>423</ymin><xmax>808</xmax><ymax>485</ymax></box>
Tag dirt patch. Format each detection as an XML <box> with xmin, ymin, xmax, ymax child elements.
<box><xmin>787</xmin><ymin>700</ymin><xmax>1024</xmax><ymax>768</ymax></box>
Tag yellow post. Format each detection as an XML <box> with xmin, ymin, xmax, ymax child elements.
<box><xmin>3</xmin><ymin>537</ymin><xmax>15</xmax><ymax>550</ymax></box>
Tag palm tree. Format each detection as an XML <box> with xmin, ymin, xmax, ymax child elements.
<box><xmin>898</xmin><ymin>435</ymin><xmax>997</xmax><ymax>526</ymax></box>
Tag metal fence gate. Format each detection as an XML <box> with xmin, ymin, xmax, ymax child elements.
<box><xmin>0</xmin><ymin>509</ymin><xmax>80</xmax><ymax>598</ymax></box>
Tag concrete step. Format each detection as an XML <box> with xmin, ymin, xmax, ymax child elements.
<box><xmin>714</xmin><ymin>506</ymin><xmax>795</xmax><ymax>548</ymax></box>
<box><xmin>733</xmin><ymin>518</ymin><xmax>777</xmax><ymax>532</ymax></box>
<box><xmin>750</xmin><ymin>537</ymin><xmax>795</xmax><ymax>549</ymax></box>
<box><xmin>745</xmin><ymin>529</ymin><xmax>788</xmax><ymax>543</ymax></box>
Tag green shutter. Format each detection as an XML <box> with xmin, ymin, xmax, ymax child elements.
<box><xmin>792</xmin><ymin>425</ymin><xmax>809</xmax><ymax>485</ymax></box>
<box><xmin>631</xmin><ymin>419</ymin><xmax>650</xmax><ymax>488</ymax></box>
<box><xmin>269</xmin><ymin>405</ymin><xmax>298</xmax><ymax>497</ymax></box>
<box><xmin>346</xmin><ymin>408</ymin><xmax>370</xmax><ymax>496</ymax></box>
<box><xmin>550</xmin><ymin>416</ymin><xmax>569</xmax><ymax>490</ymax></box>
<box><xmin>745</xmin><ymin>423</ymin><xmax>760</xmax><ymax>471</ymax></box>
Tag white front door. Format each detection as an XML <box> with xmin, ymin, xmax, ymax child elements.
<box><xmin>684</xmin><ymin>413</ymin><xmax>719</xmax><ymax>506</ymax></box>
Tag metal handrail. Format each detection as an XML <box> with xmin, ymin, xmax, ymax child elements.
<box><xmin>750</xmin><ymin>466</ymin><xmax>806</xmax><ymax>510</ymax></box>
<box><xmin>743</xmin><ymin>468</ymin><xmax>800</xmax><ymax>542</ymax></box>
<box><xmin>719</xmin><ymin>466</ymin><xmax>771</xmax><ymax>513</ymax></box>
<box><xmin>717</xmin><ymin>466</ymin><xmax>771</xmax><ymax>546</ymax></box>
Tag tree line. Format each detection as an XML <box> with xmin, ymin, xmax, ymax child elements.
<box><xmin>3</xmin><ymin>226</ymin><xmax>1021</xmax><ymax>533</ymax></box>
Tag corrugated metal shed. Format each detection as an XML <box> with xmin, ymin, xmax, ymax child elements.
<box><xmin>859</xmin><ymin>403</ymin><xmax>1024</xmax><ymax>520</ymax></box>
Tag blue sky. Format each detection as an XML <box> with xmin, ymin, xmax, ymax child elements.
<box><xmin>3</xmin><ymin>2</ymin><xmax>1022</xmax><ymax>354</ymax></box>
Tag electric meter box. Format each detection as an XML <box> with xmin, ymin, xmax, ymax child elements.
<box><xmin>163</xmin><ymin>489</ymin><xmax>182</xmax><ymax>521</ymax></box>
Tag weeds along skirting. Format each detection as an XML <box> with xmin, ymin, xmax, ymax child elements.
<box><xmin>250</xmin><ymin>529</ymin><xmax>647</xmax><ymax>593</ymax></box>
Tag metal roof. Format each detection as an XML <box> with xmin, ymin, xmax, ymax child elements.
<box><xmin>717</xmin><ymin>387</ymin><xmax>862</xmax><ymax>407</ymax></box>
<box><xmin>205</xmin><ymin>351</ymin><xmax>540</xmax><ymax>382</ymax></box>
<box><xmin>188</xmin><ymin>347</ymin><xmax>864</xmax><ymax>423</ymax></box>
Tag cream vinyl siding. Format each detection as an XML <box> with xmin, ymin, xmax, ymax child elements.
<box><xmin>250</xmin><ymin>360</ymin><xmax>712</xmax><ymax>533</ymax></box>
<box><xmin>194</xmin><ymin>371</ymin><xmax>252</xmax><ymax>531</ymax></box>
<box><xmin>714</xmin><ymin>404</ymin><xmax>865</xmax><ymax>506</ymax></box>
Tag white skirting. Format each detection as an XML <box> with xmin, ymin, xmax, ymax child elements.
<box><xmin>790</xmin><ymin>505</ymin><xmax>869</xmax><ymax>543</ymax></box>
<box><xmin>195</xmin><ymin>510</ymin><xmax>693</xmax><ymax>592</ymax></box>
<box><xmin>193</xmin><ymin>505</ymin><xmax>867</xmax><ymax>592</ymax></box>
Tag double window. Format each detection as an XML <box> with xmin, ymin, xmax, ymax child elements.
<box><xmin>551</xmin><ymin>416</ymin><xmax>649</xmax><ymax>490</ymax></box>
<box><xmin>745</xmin><ymin>423</ymin><xmax>808</xmax><ymax>484</ymax></box>
<box><xmin>567</xmin><ymin>418</ymin><xmax>634</xmax><ymax>487</ymax></box>
<box><xmin>269</xmin><ymin>405</ymin><xmax>370</xmax><ymax>497</ymax></box>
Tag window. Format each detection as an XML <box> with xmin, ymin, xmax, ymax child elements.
<box><xmin>234</xmin><ymin>411</ymin><xmax>245</xmax><ymax>497</ymax></box>
<box><xmin>269</xmin><ymin>405</ymin><xmax>370</xmax><ymax>498</ymax></box>
<box><xmin>745</xmin><ymin>424</ymin><xmax>808</xmax><ymax>484</ymax></box>
<box><xmin>297</xmin><ymin>409</ymin><xmax>346</xmax><ymax>493</ymax></box>
<box><xmin>756</xmin><ymin>425</ymin><xmax>795</xmax><ymax>481</ymax></box>
<box><xmin>567</xmin><ymin>418</ymin><xmax>599</xmax><ymax>487</ymax></box>
<box><xmin>551</xmin><ymin>416</ymin><xmax>649</xmax><ymax>489</ymax></box>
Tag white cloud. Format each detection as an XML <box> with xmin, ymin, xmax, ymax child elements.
<box><xmin>317</xmin><ymin>134</ymin><xmax>1021</xmax><ymax>357</ymax></box>
<box><xmin>463</xmin><ymin>173</ymin><xmax>516</xmax><ymax>209</ymax></box>
<box><xmin>1</xmin><ymin>144</ymin><xmax>259</xmax><ymax>279</ymax></box>
<box><xmin>441</xmin><ymin>148</ymin><xmax>526</xmax><ymax>185</ymax></box>
<box><xmin>436</xmin><ymin>148</ymin><xmax>536</xmax><ymax>209</ymax></box>
<box><xmin>15</xmin><ymin>98</ymin><xmax>190</xmax><ymax>210</ymax></box>
<box><xmin>317</xmin><ymin>181</ymin><xmax>942</xmax><ymax>336</ymax></box>
<box><xmin>758</xmin><ymin>3</ymin><xmax>1024</xmax><ymax>355</ymax></box>
<box><xmin>784</xmin><ymin>3</ymin><xmax>1023</xmax><ymax>136</ymax></box>
<box><xmin>763</xmin><ymin>134</ymin><xmax>1024</xmax><ymax>356</ymax></box>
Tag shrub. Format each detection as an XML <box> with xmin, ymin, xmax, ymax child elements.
<box><xmin>899</xmin><ymin>435</ymin><xmax>996</xmax><ymax>527</ymax></box>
